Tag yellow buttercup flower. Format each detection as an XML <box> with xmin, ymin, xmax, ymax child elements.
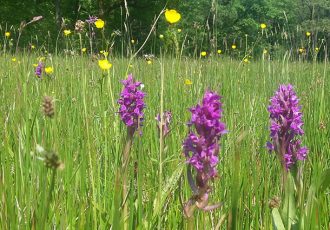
<box><xmin>95</xmin><ymin>19</ymin><xmax>105</xmax><ymax>29</ymax></box>
<box><xmin>159</xmin><ymin>34</ymin><xmax>164</xmax><ymax>39</ymax></box>
<box><xmin>315</xmin><ymin>47</ymin><xmax>319</xmax><ymax>52</ymax></box>
<box><xmin>165</xmin><ymin>9</ymin><xmax>181</xmax><ymax>24</ymax></box>
<box><xmin>306</xmin><ymin>31</ymin><xmax>311</xmax><ymax>37</ymax></box>
<box><xmin>33</xmin><ymin>63</ymin><xmax>38</xmax><ymax>67</ymax></box>
<box><xmin>243</xmin><ymin>58</ymin><xmax>249</xmax><ymax>63</ymax></box>
<box><xmin>232</xmin><ymin>44</ymin><xmax>237</xmax><ymax>49</ymax></box>
<box><xmin>63</xmin><ymin>30</ymin><xmax>71</xmax><ymax>36</ymax></box>
<box><xmin>260</xmin><ymin>23</ymin><xmax>267</xmax><ymax>29</ymax></box>
<box><xmin>45</xmin><ymin>67</ymin><xmax>54</xmax><ymax>74</ymax></box>
<box><xmin>98</xmin><ymin>59</ymin><xmax>112</xmax><ymax>71</ymax></box>
<box><xmin>147</xmin><ymin>60</ymin><xmax>152</xmax><ymax>65</ymax></box>
<box><xmin>131</xmin><ymin>39</ymin><xmax>135</xmax><ymax>44</ymax></box>
<box><xmin>184</xmin><ymin>79</ymin><xmax>192</xmax><ymax>85</ymax></box>
<box><xmin>177</xmin><ymin>29</ymin><xmax>182</xmax><ymax>33</ymax></box>
<box><xmin>81</xmin><ymin>48</ymin><xmax>87</xmax><ymax>52</ymax></box>
<box><xmin>5</xmin><ymin>32</ymin><xmax>10</xmax><ymax>37</ymax></box>
<box><xmin>217</xmin><ymin>49</ymin><xmax>222</xmax><ymax>54</ymax></box>
<box><xmin>31</xmin><ymin>44</ymin><xmax>36</xmax><ymax>49</ymax></box>
<box><xmin>201</xmin><ymin>51</ymin><xmax>207</xmax><ymax>57</ymax></box>
<box><xmin>11</xmin><ymin>58</ymin><xmax>16</xmax><ymax>62</ymax></box>
<box><xmin>263</xmin><ymin>49</ymin><xmax>268</xmax><ymax>54</ymax></box>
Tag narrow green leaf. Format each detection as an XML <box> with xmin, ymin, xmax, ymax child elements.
<box><xmin>319</xmin><ymin>169</ymin><xmax>330</xmax><ymax>193</ymax></box>
<box><xmin>272</xmin><ymin>208</ymin><xmax>285</xmax><ymax>230</ymax></box>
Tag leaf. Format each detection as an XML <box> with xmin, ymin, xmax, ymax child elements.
<box><xmin>318</xmin><ymin>169</ymin><xmax>330</xmax><ymax>193</ymax></box>
<box><xmin>152</xmin><ymin>164</ymin><xmax>184</xmax><ymax>222</ymax></box>
<box><xmin>282</xmin><ymin>172</ymin><xmax>297</xmax><ymax>228</ymax></box>
<box><xmin>272</xmin><ymin>208</ymin><xmax>286</xmax><ymax>230</ymax></box>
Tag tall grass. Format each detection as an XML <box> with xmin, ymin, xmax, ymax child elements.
<box><xmin>0</xmin><ymin>53</ymin><xmax>329</xmax><ymax>229</ymax></box>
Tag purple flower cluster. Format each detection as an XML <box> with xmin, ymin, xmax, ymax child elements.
<box><xmin>86</xmin><ymin>16</ymin><xmax>98</xmax><ymax>24</ymax></box>
<box><xmin>267</xmin><ymin>84</ymin><xmax>308</xmax><ymax>170</ymax></box>
<box><xmin>155</xmin><ymin>111</ymin><xmax>172</xmax><ymax>137</ymax></box>
<box><xmin>118</xmin><ymin>74</ymin><xmax>145</xmax><ymax>132</ymax></box>
<box><xmin>183</xmin><ymin>91</ymin><xmax>227</xmax><ymax>188</ymax></box>
<box><xmin>35</xmin><ymin>62</ymin><xmax>43</xmax><ymax>78</ymax></box>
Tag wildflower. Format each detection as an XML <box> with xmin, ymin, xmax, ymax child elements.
<box><xmin>183</xmin><ymin>91</ymin><xmax>226</xmax><ymax>216</ymax></box>
<box><xmin>5</xmin><ymin>32</ymin><xmax>10</xmax><ymax>37</ymax></box>
<box><xmin>298</xmin><ymin>48</ymin><xmax>305</xmax><ymax>53</ymax></box>
<box><xmin>217</xmin><ymin>49</ymin><xmax>222</xmax><ymax>54</ymax></box>
<box><xmin>118</xmin><ymin>74</ymin><xmax>146</xmax><ymax>133</ymax></box>
<box><xmin>11</xmin><ymin>58</ymin><xmax>16</xmax><ymax>62</ymax></box>
<box><xmin>159</xmin><ymin>34</ymin><xmax>164</xmax><ymax>39</ymax></box>
<box><xmin>100</xmin><ymin>50</ymin><xmax>109</xmax><ymax>57</ymax></box>
<box><xmin>31</xmin><ymin>44</ymin><xmax>36</xmax><ymax>49</ymax></box>
<box><xmin>38</xmin><ymin>57</ymin><xmax>46</xmax><ymax>62</ymax></box>
<box><xmin>201</xmin><ymin>51</ymin><xmax>207</xmax><ymax>57</ymax></box>
<box><xmin>45</xmin><ymin>66</ymin><xmax>54</xmax><ymax>75</ymax></box>
<box><xmin>35</xmin><ymin>62</ymin><xmax>43</xmax><ymax>78</ymax></box>
<box><xmin>86</xmin><ymin>16</ymin><xmax>98</xmax><ymax>24</ymax></box>
<box><xmin>267</xmin><ymin>84</ymin><xmax>308</xmax><ymax>170</ymax></box>
<box><xmin>177</xmin><ymin>28</ymin><xmax>182</xmax><ymax>33</ymax></box>
<box><xmin>260</xmin><ymin>23</ymin><xmax>267</xmax><ymax>29</ymax></box>
<box><xmin>315</xmin><ymin>47</ymin><xmax>319</xmax><ymax>52</ymax></box>
<box><xmin>165</xmin><ymin>9</ymin><xmax>181</xmax><ymax>24</ymax></box>
<box><xmin>131</xmin><ymin>39</ymin><xmax>135</xmax><ymax>44</ymax></box>
<box><xmin>95</xmin><ymin>19</ymin><xmax>105</xmax><ymax>29</ymax></box>
<box><xmin>243</xmin><ymin>58</ymin><xmax>249</xmax><ymax>63</ymax></box>
<box><xmin>231</xmin><ymin>44</ymin><xmax>237</xmax><ymax>49</ymax></box>
<box><xmin>263</xmin><ymin>49</ymin><xmax>268</xmax><ymax>54</ymax></box>
<box><xmin>33</xmin><ymin>64</ymin><xmax>38</xmax><ymax>67</ymax></box>
<box><xmin>42</xmin><ymin>96</ymin><xmax>55</xmax><ymax>118</ymax></box>
<box><xmin>147</xmin><ymin>60</ymin><xmax>152</xmax><ymax>65</ymax></box>
<box><xmin>155</xmin><ymin>111</ymin><xmax>172</xmax><ymax>137</ymax></box>
<box><xmin>185</xmin><ymin>79</ymin><xmax>193</xmax><ymax>85</ymax></box>
<box><xmin>75</xmin><ymin>20</ymin><xmax>85</xmax><ymax>33</ymax></box>
<box><xmin>81</xmin><ymin>48</ymin><xmax>87</xmax><ymax>52</ymax></box>
<box><xmin>63</xmin><ymin>30</ymin><xmax>71</xmax><ymax>36</ymax></box>
<box><xmin>98</xmin><ymin>59</ymin><xmax>112</xmax><ymax>71</ymax></box>
<box><xmin>306</xmin><ymin>31</ymin><xmax>311</xmax><ymax>37</ymax></box>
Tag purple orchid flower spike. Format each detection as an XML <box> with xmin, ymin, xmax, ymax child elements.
<box><xmin>118</xmin><ymin>74</ymin><xmax>146</xmax><ymax>135</ymax></box>
<box><xmin>35</xmin><ymin>62</ymin><xmax>44</xmax><ymax>78</ymax></box>
<box><xmin>155</xmin><ymin>111</ymin><xmax>172</xmax><ymax>137</ymax></box>
<box><xmin>182</xmin><ymin>90</ymin><xmax>227</xmax><ymax>217</ymax></box>
<box><xmin>267</xmin><ymin>84</ymin><xmax>308</xmax><ymax>171</ymax></box>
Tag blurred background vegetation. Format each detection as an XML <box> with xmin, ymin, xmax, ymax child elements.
<box><xmin>1</xmin><ymin>0</ymin><xmax>330</xmax><ymax>58</ymax></box>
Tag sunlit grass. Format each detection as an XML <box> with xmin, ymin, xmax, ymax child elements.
<box><xmin>0</xmin><ymin>54</ymin><xmax>329</xmax><ymax>229</ymax></box>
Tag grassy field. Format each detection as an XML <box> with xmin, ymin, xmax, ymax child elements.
<box><xmin>0</xmin><ymin>54</ymin><xmax>329</xmax><ymax>229</ymax></box>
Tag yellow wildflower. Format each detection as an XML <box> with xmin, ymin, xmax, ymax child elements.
<box><xmin>98</xmin><ymin>59</ymin><xmax>112</xmax><ymax>71</ymax></box>
<box><xmin>39</xmin><ymin>57</ymin><xmax>46</xmax><ymax>62</ymax></box>
<box><xmin>131</xmin><ymin>39</ymin><xmax>135</xmax><ymax>44</ymax></box>
<box><xmin>63</xmin><ymin>30</ymin><xmax>71</xmax><ymax>36</ymax></box>
<box><xmin>159</xmin><ymin>34</ymin><xmax>164</xmax><ymax>39</ymax></box>
<box><xmin>5</xmin><ymin>32</ymin><xmax>10</xmax><ymax>37</ymax></box>
<box><xmin>100</xmin><ymin>50</ymin><xmax>109</xmax><ymax>57</ymax></box>
<box><xmin>147</xmin><ymin>60</ymin><xmax>152</xmax><ymax>65</ymax></box>
<box><xmin>31</xmin><ymin>44</ymin><xmax>36</xmax><ymax>49</ymax></box>
<box><xmin>45</xmin><ymin>67</ymin><xmax>54</xmax><ymax>74</ymax></box>
<box><xmin>81</xmin><ymin>48</ymin><xmax>87</xmax><ymax>52</ymax></box>
<box><xmin>165</xmin><ymin>9</ymin><xmax>181</xmax><ymax>24</ymax></box>
<box><xmin>298</xmin><ymin>48</ymin><xmax>304</xmax><ymax>53</ymax></box>
<box><xmin>306</xmin><ymin>31</ymin><xmax>311</xmax><ymax>37</ymax></box>
<box><xmin>217</xmin><ymin>49</ymin><xmax>222</xmax><ymax>54</ymax></box>
<box><xmin>231</xmin><ymin>44</ymin><xmax>237</xmax><ymax>49</ymax></box>
<box><xmin>184</xmin><ymin>79</ymin><xmax>192</xmax><ymax>85</ymax></box>
<box><xmin>260</xmin><ymin>23</ymin><xmax>267</xmax><ymax>29</ymax></box>
<box><xmin>315</xmin><ymin>47</ymin><xmax>319</xmax><ymax>52</ymax></box>
<box><xmin>11</xmin><ymin>58</ymin><xmax>16</xmax><ymax>62</ymax></box>
<box><xmin>33</xmin><ymin>63</ymin><xmax>38</xmax><ymax>67</ymax></box>
<box><xmin>95</xmin><ymin>19</ymin><xmax>105</xmax><ymax>29</ymax></box>
<box><xmin>201</xmin><ymin>51</ymin><xmax>207</xmax><ymax>57</ymax></box>
<box><xmin>177</xmin><ymin>29</ymin><xmax>182</xmax><ymax>33</ymax></box>
<box><xmin>243</xmin><ymin>58</ymin><xmax>249</xmax><ymax>63</ymax></box>
<box><xmin>263</xmin><ymin>49</ymin><xmax>268</xmax><ymax>54</ymax></box>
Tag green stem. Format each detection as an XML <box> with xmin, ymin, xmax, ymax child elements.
<box><xmin>41</xmin><ymin>169</ymin><xmax>56</xmax><ymax>229</ymax></box>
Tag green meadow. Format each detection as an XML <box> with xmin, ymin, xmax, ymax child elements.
<box><xmin>0</xmin><ymin>53</ymin><xmax>329</xmax><ymax>228</ymax></box>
